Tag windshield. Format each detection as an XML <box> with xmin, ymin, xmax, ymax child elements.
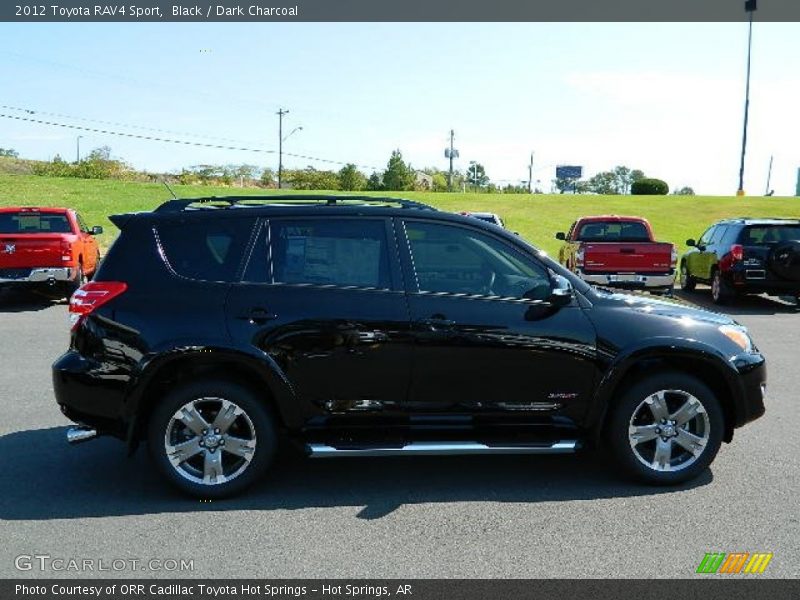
<box><xmin>576</xmin><ymin>221</ymin><xmax>650</xmax><ymax>242</ymax></box>
<box><xmin>740</xmin><ymin>225</ymin><xmax>800</xmax><ymax>244</ymax></box>
<box><xmin>0</xmin><ymin>212</ymin><xmax>72</xmax><ymax>234</ymax></box>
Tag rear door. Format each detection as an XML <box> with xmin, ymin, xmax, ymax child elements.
<box><xmin>226</xmin><ymin>216</ymin><xmax>413</xmax><ymax>420</ymax></box>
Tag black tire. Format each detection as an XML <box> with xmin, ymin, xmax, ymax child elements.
<box><xmin>147</xmin><ymin>378</ymin><xmax>277</xmax><ymax>498</ymax></box>
<box><xmin>606</xmin><ymin>371</ymin><xmax>724</xmax><ymax>485</ymax></box>
<box><xmin>710</xmin><ymin>268</ymin><xmax>733</xmax><ymax>305</ymax></box>
<box><xmin>66</xmin><ymin>263</ymin><xmax>86</xmax><ymax>297</ymax></box>
<box><xmin>679</xmin><ymin>262</ymin><xmax>696</xmax><ymax>292</ymax></box>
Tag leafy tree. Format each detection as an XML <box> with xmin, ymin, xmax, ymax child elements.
<box><xmin>587</xmin><ymin>171</ymin><xmax>619</xmax><ymax>195</ymax></box>
<box><xmin>631</xmin><ymin>169</ymin><xmax>646</xmax><ymax>183</ymax></box>
<box><xmin>260</xmin><ymin>167</ymin><xmax>276</xmax><ymax>187</ymax></box>
<box><xmin>382</xmin><ymin>150</ymin><xmax>415</xmax><ymax>191</ymax></box>
<box><xmin>631</xmin><ymin>178</ymin><xmax>669</xmax><ymax>195</ymax></box>
<box><xmin>285</xmin><ymin>166</ymin><xmax>340</xmax><ymax>190</ymax></box>
<box><xmin>466</xmin><ymin>162</ymin><xmax>489</xmax><ymax>190</ymax></box>
<box><xmin>338</xmin><ymin>163</ymin><xmax>367</xmax><ymax>191</ymax></box>
<box><xmin>366</xmin><ymin>172</ymin><xmax>383</xmax><ymax>191</ymax></box>
<box><xmin>673</xmin><ymin>186</ymin><xmax>695</xmax><ymax>195</ymax></box>
<box><xmin>87</xmin><ymin>146</ymin><xmax>112</xmax><ymax>161</ymax></box>
<box><xmin>0</xmin><ymin>148</ymin><xmax>19</xmax><ymax>158</ymax></box>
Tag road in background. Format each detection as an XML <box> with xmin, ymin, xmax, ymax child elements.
<box><xmin>0</xmin><ymin>288</ymin><xmax>797</xmax><ymax>578</ymax></box>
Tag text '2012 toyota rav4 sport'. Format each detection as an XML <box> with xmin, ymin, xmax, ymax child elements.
<box><xmin>53</xmin><ymin>196</ymin><xmax>767</xmax><ymax>498</ymax></box>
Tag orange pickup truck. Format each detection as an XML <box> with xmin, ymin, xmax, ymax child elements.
<box><xmin>0</xmin><ymin>207</ymin><xmax>103</xmax><ymax>297</ymax></box>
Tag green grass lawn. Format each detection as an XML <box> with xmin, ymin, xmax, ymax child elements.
<box><xmin>1</xmin><ymin>173</ymin><xmax>799</xmax><ymax>257</ymax></box>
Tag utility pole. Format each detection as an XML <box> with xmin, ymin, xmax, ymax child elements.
<box><xmin>444</xmin><ymin>130</ymin><xmax>458</xmax><ymax>192</ymax></box>
<box><xmin>737</xmin><ymin>0</ymin><xmax>757</xmax><ymax>196</ymax></box>
<box><xmin>765</xmin><ymin>155</ymin><xmax>773</xmax><ymax>195</ymax></box>
<box><xmin>76</xmin><ymin>135</ymin><xmax>83</xmax><ymax>163</ymax></box>
<box><xmin>528</xmin><ymin>152</ymin><xmax>534</xmax><ymax>193</ymax></box>
<box><xmin>277</xmin><ymin>108</ymin><xmax>288</xmax><ymax>189</ymax></box>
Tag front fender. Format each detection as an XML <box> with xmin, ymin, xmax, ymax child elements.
<box><xmin>587</xmin><ymin>336</ymin><xmax>747</xmax><ymax>442</ymax></box>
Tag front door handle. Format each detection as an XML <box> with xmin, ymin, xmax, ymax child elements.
<box><xmin>238</xmin><ymin>307</ymin><xmax>278</xmax><ymax>324</ymax></box>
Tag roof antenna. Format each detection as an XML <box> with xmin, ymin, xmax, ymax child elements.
<box><xmin>162</xmin><ymin>180</ymin><xmax>178</xmax><ymax>199</ymax></box>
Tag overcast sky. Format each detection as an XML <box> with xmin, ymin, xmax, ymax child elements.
<box><xmin>1</xmin><ymin>22</ymin><xmax>798</xmax><ymax>195</ymax></box>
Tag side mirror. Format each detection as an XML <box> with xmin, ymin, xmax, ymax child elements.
<box><xmin>685</xmin><ymin>238</ymin><xmax>696</xmax><ymax>247</ymax></box>
<box><xmin>548</xmin><ymin>274</ymin><xmax>573</xmax><ymax>307</ymax></box>
<box><xmin>91</xmin><ymin>226</ymin><xmax>104</xmax><ymax>235</ymax></box>
<box><xmin>555</xmin><ymin>232</ymin><xmax>566</xmax><ymax>241</ymax></box>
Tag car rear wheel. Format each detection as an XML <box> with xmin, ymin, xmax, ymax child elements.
<box><xmin>607</xmin><ymin>372</ymin><xmax>723</xmax><ymax>485</ymax></box>
<box><xmin>680</xmin><ymin>263</ymin><xmax>696</xmax><ymax>292</ymax></box>
<box><xmin>147</xmin><ymin>379</ymin><xmax>277</xmax><ymax>498</ymax></box>
<box><xmin>66</xmin><ymin>263</ymin><xmax>85</xmax><ymax>297</ymax></box>
<box><xmin>711</xmin><ymin>269</ymin><xmax>732</xmax><ymax>304</ymax></box>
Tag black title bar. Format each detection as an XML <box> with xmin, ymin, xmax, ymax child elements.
<box><xmin>3</xmin><ymin>0</ymin><xmax>800</xmax><ymax>22</ymax></box>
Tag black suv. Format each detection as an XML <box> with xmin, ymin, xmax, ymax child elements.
<box><xmin>53</xmin><ymin>196</ymin><xmax>766</xmax><ymax>497</ymax></box>
<box><xmin>680</xmin><ymin>218</ymin><xmax>800</xmax><ymax>304</ymax></box>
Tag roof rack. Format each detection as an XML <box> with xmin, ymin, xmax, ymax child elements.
<box><xmin>153</xmin><ymin>194</ymin><xmax>436</xmax><ymax>213</ymax></box>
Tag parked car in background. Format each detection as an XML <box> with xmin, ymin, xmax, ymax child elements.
<box><xmin>680</xmin><ymin>218</ymin><xmax>800</xmax><ymax>305</ymax></box>
<box><xmin>53</xmin><ymin>195</ymin><xmax>765</xmax><ymax>498</ymax></box>
<box><xmin>459</xmin><ymin>211</ymin><xmax>505</xmax><ymax>227</ymax></box>
<box><xmin>556</xmin><ymin>216</ymin><xmax>677</xmax><ymax>295</ymax></box>
<box><xmin>0</xmin><ymin>207</ymin><xmax>103</xmax><ymax>297</ymax></box>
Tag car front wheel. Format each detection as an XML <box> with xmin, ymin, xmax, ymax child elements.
<box><xmin>680</xmin><ymin>263</ymin><xmax>696</xmax><ymax>292</ymax></box>
<box><xmin>607</xmin><ymin>372</ymin><xmax>724</xmax><ymax>485</ymax></box>
<box><xmin>148</xmin><ymin>379</ymin><xmax>277</xmax><ymax>498</ymax></box>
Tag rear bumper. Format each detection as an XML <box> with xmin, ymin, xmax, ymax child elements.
<box><xmin>0</xmin><ymin>266</ymin><xmax>72</xmax><ymax>284</ymax></box>
<box><xmin>727</xmin><ymin>269</ymin><xmax>800</xmax><ymax>295</ymax></box>
<box><xmin>576</xmin><ymin>269</ymin><xmax>675</xmax><ymax>289</ymax></box>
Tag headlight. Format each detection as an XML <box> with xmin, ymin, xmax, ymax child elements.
<box><xmin>719</xmin><ymin>324</ymin><xmax>753</xmax><ymax>353</ymax></box>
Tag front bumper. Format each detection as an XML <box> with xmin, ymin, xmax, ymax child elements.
<box><xmin>731</xmin><ymin>352</ymin><xmax>767</xmax><ymax>427</ymax></box>
<box><xmin>0</xmin><ymin>266</ymin><xmax>72</xmax><ymax>284</ymax></box>
<box><xmin>576</xmin><ymin>269</ymin><xmax>675</xmax><ymax>290</ymax></box>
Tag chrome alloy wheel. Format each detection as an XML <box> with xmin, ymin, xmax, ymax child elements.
<box><xmin>628</xmin><ymin>389</ymin><xmax>710</xmax><ymax>472</ymax></box>
<box><xmin>164</xmin><ymin>397</ymin><xmax>257</xmax><ymax>485</ymax></box>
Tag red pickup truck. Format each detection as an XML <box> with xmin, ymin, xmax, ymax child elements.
<box><xmin>0</xmin><ymin>207</ymin><xmax>102</xmax><ymax>297</ymax></box>
<box><xmin>556</xmin><ymin>215</ymin><xmax>677</xmax><ymax>294</ymax></box>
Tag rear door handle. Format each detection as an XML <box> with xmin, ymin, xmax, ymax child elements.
<box><xmin>238</xmin><ymin>307</ymin><xmax>278</xmax><ymax>324</ymax></box>
<box><xmin>420</xmin><ymin>316</ymin><xmax>456</xmax><ymax>329</ymax></box>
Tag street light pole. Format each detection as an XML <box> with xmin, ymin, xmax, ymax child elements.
<box><xmin>737</xmin><ymin>0</ymin><xmax>757</xmax><ymax>196</ymax></box>
<box><xmin>277</xmin><ymin>108</ymin><xmax>288</xmax><ymax>189</ymax></box>
<box><xmin>76</xmin><ymin>135</ymin><xmax>83</xmax><ymax>163</ymax></box>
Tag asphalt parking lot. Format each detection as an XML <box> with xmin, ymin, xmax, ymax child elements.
<box><xmin>0</xmin><ymin>287</ymin><xmax>798</xmax><ymax>579</ymax></box>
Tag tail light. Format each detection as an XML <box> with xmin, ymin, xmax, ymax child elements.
<box><xmin>671</xmin><ymin>246</ymin><xmax>678</xmax><ymax>268</ymax></box>
<box><xmin>60</xmin><ymin>240</ymin><xmax>72</xmax><ymax>262</ymax></box>
<box><xmin>69</xmin><ymin>281</ymin><xmax>127</xmax><ymax>330</ymax></box>
<box><xmin>730</xmin><ymin>244</ymin><xmax>744</xmax><ymax>262</ymax></box>
<box><xmin>575</xmin><ymin>247</ymin><xmax>585</xmax><ymax>268</ymax></box>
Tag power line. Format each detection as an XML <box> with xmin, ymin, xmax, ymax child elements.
<box><xmin>0</xmin><ymin>112</ymin><xmax>382</xmax><ymax>172</ymax></box>
<box><xmin>0</xmin><ymin>103</ymin><xmax>267</xmax><ymax>146</ymax></box>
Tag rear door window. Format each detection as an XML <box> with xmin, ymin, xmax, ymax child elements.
<box><xmin>156</xmin><ymin>217</ymin><xmax>256</xmax><ymax>282</ymax></box>
<box><xmin>576</xmin><ymin>221</ymin><xmax>650</xmax><ymax>242</ymax></box>
<box><xmin>269</xmin><ymin>218</ymin><xmax>393</xmax><ymax>290</ymax></box>
<box><xmin>0</xmin><ymin>212</ymin><xmax>72</xmax><ymax>233</ymax></box>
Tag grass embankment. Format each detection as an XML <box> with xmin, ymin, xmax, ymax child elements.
<box><xmin>1</xmin><ymin>173</ymin><xmax>799</xmax><ymax>256</ymax></box>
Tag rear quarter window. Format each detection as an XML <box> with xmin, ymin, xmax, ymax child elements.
<box><xmin>155</xmin><ymin>217</ymin><xmax>256</xmax><ymax>282</ymax></box>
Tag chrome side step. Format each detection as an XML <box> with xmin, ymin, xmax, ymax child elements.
<box><xmin>67</xmin><ymin>426</ymin><xmax>97</xmax><ymax>444</ymax></box>
<box><xmin>307</xmin><ymin>440</ymin><xmax>578</xmax><ymax>458</ymax></box>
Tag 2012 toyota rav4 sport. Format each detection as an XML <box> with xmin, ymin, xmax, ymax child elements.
<box><xmin>53</xmin><ymin>196</ymin><xmax>767</xmax><ymax>498</ymax></box>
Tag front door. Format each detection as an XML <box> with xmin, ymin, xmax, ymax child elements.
<box><xmin>399</xmin><ymin>219</ymin><xmax>597</xmax><ymax>419</ymax></box>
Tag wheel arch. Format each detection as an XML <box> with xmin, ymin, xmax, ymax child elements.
<box><xmin>590</xmin><ymin>345</ymin><xmax>744</xmax><ymax>446</ymax></box>
<box><xmin>124</xmin><ymin>347</ymin><xmax>299</xmax><ymax>453</ymax></box>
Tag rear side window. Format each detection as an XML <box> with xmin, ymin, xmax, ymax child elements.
<box><xmin>739</xmin><ymin>225</ymin><xmax>800</xmax><ymax>245</ymax></box>
<box><xmin>576</xmin><ymin>221</ymin><xmax>650</xmax><ymax>242</ymax></box>
<box><xmin>0</xmin><ymin>212</ymin><xmax>72</xmax><ymax>233</ymax></box>
<box><xmin>270</xmin><ymin>218</ymin><xmax>391</xmax><ymax>289</ymax></box>
<box><xmin>156</xmin><ymin>217</ymin><xmax>255</xmax><ymax>282</ymax></box>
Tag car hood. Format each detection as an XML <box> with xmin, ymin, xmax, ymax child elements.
<box><xmin>593</xmin><ymin>288</ymin><xmax>736</xmax><ymax>327</ymax></box>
